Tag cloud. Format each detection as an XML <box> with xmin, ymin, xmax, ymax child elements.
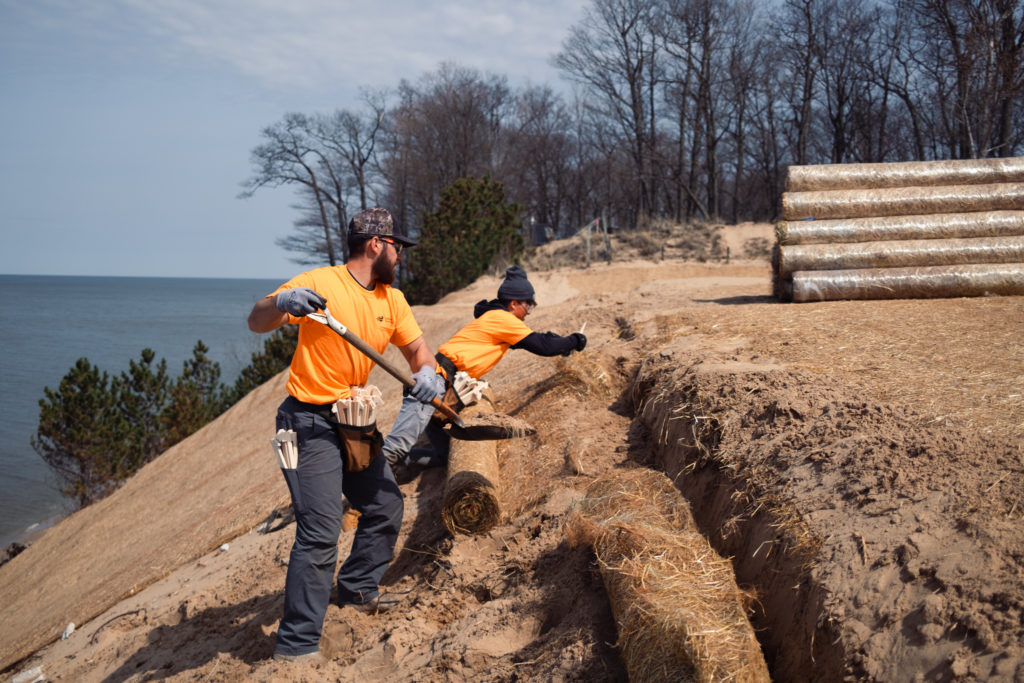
<box><xmin>108</xmin><ymin>0</ymin><xmax>587</xmax><ymax>90</ymax></box>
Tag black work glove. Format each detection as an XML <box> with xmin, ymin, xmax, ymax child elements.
<box><xmin>275</xmin><ymin>287</ymin><xmax>326</xmax><ymax>317</ymax></box>
<box><xmin>561</xmin><ymin>332</ymin><xmax>587</xmax><ymax>356</ymax></box>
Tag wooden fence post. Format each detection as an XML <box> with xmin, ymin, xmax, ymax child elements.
<box><xmin>601</xmin><ymin>211</ymin><xmax>612</xmax><ymax>263</ymax></box>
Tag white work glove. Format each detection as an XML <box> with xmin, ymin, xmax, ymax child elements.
<box><xmin>409</xmin><ymin>366</ymin><xmax>444</xmax><ymax>404</ymax></box>
<box><xmin>275</xmin><ymin>287</ymin><xmax>326</xmax><ymax>317</ymax></box>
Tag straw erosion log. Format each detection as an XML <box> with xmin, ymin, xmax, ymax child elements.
<box><xmin>441</xmin><ymin>401</ymin><xmax>503</xmax><ymax>535</ymax></box>
<box><xmin>785</xmin><ymin>157</ymin><xmax>1024</xmax><ymax>191</ymax></box>
<box><xmin>776</xmin><ymin>210</ymin><xmax>1024</xmax><ymax>245</ymax></box>
<box><xmin>774</xmin><ymin>157</ymin><xmax>1024</xmax><ymax>302</ymax></box>
<box><xmin>789</xmin><ymin>263</ymin><xmax>1024</xmax><ymax>302</ymax></box>
<box><xmin>776</xmin><ymin>235</ymin><xmax>1024</xmax><ymax>275</ymax></box>
<box><xmin>568</xmin><ymin>469</ymin><xmax>770</xmax><ymax>683</ymax></box>
<box><xmin>781</xmin><ymin>182</ymin><xmax>1024</xmax><ymax>221</ymax></box>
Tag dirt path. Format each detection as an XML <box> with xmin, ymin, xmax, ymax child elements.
<box><xmin>3</xmin><ymin>224</ymin><xmax>1022</xmax><ymax>681</ymax></box>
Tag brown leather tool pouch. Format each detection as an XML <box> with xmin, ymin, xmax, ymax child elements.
<box><xmin>336</xmin><ymin>423</ymin><xmax>383</xmax><ymax>473</ymax></box>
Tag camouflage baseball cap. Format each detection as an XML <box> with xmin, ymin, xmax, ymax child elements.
<box><xmin>348</xmin><ymin>207</ymin><xmax>416</xmax><ymax>246</ymax></box>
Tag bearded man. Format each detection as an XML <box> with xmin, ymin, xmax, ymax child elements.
<box><xmin>248</xmin><ymin>207</ymin><xmax>444</xmax><ymax>662</ymax></box>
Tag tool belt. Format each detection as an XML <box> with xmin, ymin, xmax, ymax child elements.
<box><xmin>294</xmin><ymin>398</ymin><xmax>383</xmax><ymax>473</ymax></box>
<box><xmin>334</xmin><ymin>422</ymin><xmax>383</xmax><ymax>473</ymax></box>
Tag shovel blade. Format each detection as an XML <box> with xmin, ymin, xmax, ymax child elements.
<box><xmin>443</xmin><ymin>415</ymin><xmax>536</xmax><ymax>441</ymax></box>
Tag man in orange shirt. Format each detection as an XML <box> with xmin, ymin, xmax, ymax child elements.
<box><xmin>382</xmin><ymin>265</ymin><xmax>586</xmax><ymax>477</ymax></box>
<box><xmin>248</xmin><ymin>208</ymin><xmax>444</xmax><ymax>662</ymax></box>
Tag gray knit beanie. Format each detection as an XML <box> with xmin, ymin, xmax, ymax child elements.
<box><xmin>497</xmin><ymin>265</ymin><xmax>535</xmax><ymax>301</ymax></box>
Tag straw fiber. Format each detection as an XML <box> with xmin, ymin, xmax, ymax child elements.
<box><xmin>786</xmin><ymin>157</ymin><xmax>1024</xmax><ymax>192</ymax></box>
<box><xmin>790</xmin><ymin>263</ymin><xmax>1024</xmax><ymax>302</ymax></box>
<box><xmin>777</xmin><ymin>235</ymin><xmax>1024</xmax><ymax>276</ymax></box>
<box><xmin>781</xmin><ymin>182</ymin><xmax>1024</xmax><ymax>221</ymax></box>
<box><xmin>567</xmin><ymin>469</ymin><xmax>770</xmax><ymax>683</ymax></box>
<box><xmin>777</xmin><ymin>210</ymin><xmax>1024</xmax><ymax>245</ymax></box>
<box><xmin>442</xmin><ymin>402</ymin><xmax>502</xmax><ymax>535</ymax></box>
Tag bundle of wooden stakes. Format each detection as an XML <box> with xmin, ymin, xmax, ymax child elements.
<box><xmin>567</xmin><ymin>469</ymin><xmax>770</xmax><ymax>682</ymax></box>
<box><xmin>774</xmin><ymin>157</ymin><xmax>1024</xmax><ymax>302</ymax></box>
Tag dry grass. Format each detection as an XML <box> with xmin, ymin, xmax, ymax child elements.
<box><xmin>566</xmin><ymin>469</ymin><xmax>770</xmax><ymax>683</ymax></box>
<box><xmin>523</xmin><ymin>221</ymin><xmax>726</xmax><ymax>272</ymax></box>
<box><xmin>549</xmin><ymin>353</ymin><xmax>619</xmax><ymax>400</ymax></box>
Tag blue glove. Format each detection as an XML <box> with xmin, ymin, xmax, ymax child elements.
<box><xmin>275</xmin><ymin>287</ymin><xmax>326</xmax><ymax>317</ymax></box>
<box><xmin>410</xmin><ymin>366</ymin><xmax>443</xmax><ymax>404</ymax></box>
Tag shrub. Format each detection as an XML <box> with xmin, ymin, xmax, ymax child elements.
<box><xmin>404</xmin><ymin>176</ymin><xmax>524</xmax><ymax>304</ymax></box>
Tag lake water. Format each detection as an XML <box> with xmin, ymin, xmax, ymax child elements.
<box><xmin>0</xmin><ymin>274</ymin><xmax>285</xmax><ymax>549</ymax></box>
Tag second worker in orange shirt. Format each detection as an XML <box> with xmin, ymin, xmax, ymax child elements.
<box><xmin>381</xmin><ymin>265</ymin><xmax>586</xmax><ymax>479</ymax></box>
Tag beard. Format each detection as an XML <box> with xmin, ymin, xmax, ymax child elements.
<box><xmin>372</xmin><ymin>250</ymin><xmax>396</xmax><ymax>285</ymax></box>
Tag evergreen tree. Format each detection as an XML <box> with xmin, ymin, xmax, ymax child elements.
<box><xmin>405</xmin><ymin>176</ymin><xmax>525</xmax><ymax>304</ymax></box>
<box><xmin>32</xmin><ymin>359</ymin><xmax>132</xmax><ymax>506</ymax></box>
<box><xmin>35</xmin><ymin>328</ymin><xmax>299</xmax><ymax>510</ymax></box>
<box><xmin>163</xmin><ymin>341</ymin><xmax>226</xmax><ymax>446</ymax></box>
<box><xmin>229</xmin><ymin>325</ymin><xmax>298</xmax><ymax>402</ymax></box>
<box><xmin>117</xmin><ymin>348</ymin><xmax>172</xmax><ymax>475</ymax></box>
<box><xmin>117</xmin><ymin>348</ymin><xmax>171</xmax><ymax>467</ymax></box>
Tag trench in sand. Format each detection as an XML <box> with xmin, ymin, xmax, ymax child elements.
<box><xmin>626</xmin><ymin>360</ymin><xmax>841</xmax><ymax>681</ymax></box>
<box><xmin>621</xmin><ymin>346</ymin><xmax>1022</xmax><ymax>682</ymax></box>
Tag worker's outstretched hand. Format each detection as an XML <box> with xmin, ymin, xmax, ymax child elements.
<box><xmin>410</xmin><ymin>366</ymin><xmax>444</xmax><ymax>404</ymax></box>
<box><xmin>275</xmin><ymin>287</ymin><xmax>327</xmax><ymax>317</ymax></box>
<box><xmin>561</xmin><ymin>332</ymin><xmax>587</xmax><ymax>356</ymax></box>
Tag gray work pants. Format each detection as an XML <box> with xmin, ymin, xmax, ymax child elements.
<box><xmin>273</xmin><ymin>396</ymin><xmax>403</xmax><ymax>657</ymax></box>
<box><xmin>383</xmin><ymin>391</ymin><xmax>452</xmax><ymax>468</ymax></box>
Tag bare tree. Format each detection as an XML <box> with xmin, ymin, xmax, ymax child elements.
<box><xmin>501</xmin><ymin>85</ymin><xmax>576</xmax><ymax>238</ymax></box>
<box><xmin>719</xmin><ymin>0</ymin><xmax>766</xmax><ymax>221</ymax></box>
<box><xmin>811</xmin><ymin>0</ymin><xmax>879</xmax><ymax>163</ymax></box>
<box><xmin>240</xmin><ymin>93</ymin><xmax>389</xmax><ymax>266</ymax></box>
<box><xmin>379</xmin><ymin>63</ymin><xmax>512</xmax><ymax>237</ymax></box>
<box><xmin>775</xmin><ymin>0</ymin><xmax>824</xmax><ymax>166</ymax></box>
<box><xmin>274</xmin><ymin>186</ymin><xmax>344</xmax><ymax>266</ymax></box>
<box><xmin>555</xmin><ymin>0</ymin><xmax>662</xmax><ymax>226</ymax></box>
<box><xmin>746</xmin><ymin>40</ymin><xmax>788</xmax><ymax>220</ymax></box>
<box><xmin>312</xmin><ymin>89</ymin><xmax>388</xmax><ymax>212</ymax></box>
<box><xmin>240</xmin><ymin>113</ymin><xmax>346</xmax><ymax>264</ymax></box>
<box><xmin>905</xmin><ymin>0</ymin><xmax>1023</xmax><ymax>158</ymax></box>
<box><xmin>241</xmin><ymin>0</ymin><xmax>1024</xmax><ymax>263</ymax></box>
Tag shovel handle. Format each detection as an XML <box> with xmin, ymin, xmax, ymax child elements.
<box><xmin>333</xmin><ymin>325</ymin><xmax>465</xmax><ymax>428</ymax></box>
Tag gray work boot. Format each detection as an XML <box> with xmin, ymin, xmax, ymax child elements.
<box><xmin>273</xmin><ymin>650</ymin><xmax>326</xmax><ymax>663</ymax></box>
<box><xmin>339</xmin><ymin>592</ymin><xmax>401</xmax><ymax>615</ymax></box>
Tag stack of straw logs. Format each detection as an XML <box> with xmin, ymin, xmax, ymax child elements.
<box><xmin>567</xmin><ymin>469</ymin><xmax>770</xmax><ymax>682</ymax></box>
<box><xmin>775</xmin><ymin>157</ymin><xmax>1024</xmax><ymax>302</ymax></box>
<box><xmin>442</xmin><ymin>397</ymin><xmax>502</xmax><ymax>535</ymax></box>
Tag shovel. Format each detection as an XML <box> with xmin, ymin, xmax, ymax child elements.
<box><xmin>307</xmin><ymin>308</ymin><xmax>535</xmax><ymax>441</ymax></box>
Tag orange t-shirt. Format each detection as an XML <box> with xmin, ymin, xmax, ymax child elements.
<box><xmin>437</xmin><ymin>309</ymin><xmax>532</xmax><ymax>380</ymax></box>
<box><xmin>269</xmin><ymin>265</ymin><xmax>423</xmax><ymax>403</ymax></box>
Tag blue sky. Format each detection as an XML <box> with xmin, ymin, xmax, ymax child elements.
<box><xmin>0</xmin><ymin>0</ymin><xmax>587</xmax><ymax>279</ymax></box>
